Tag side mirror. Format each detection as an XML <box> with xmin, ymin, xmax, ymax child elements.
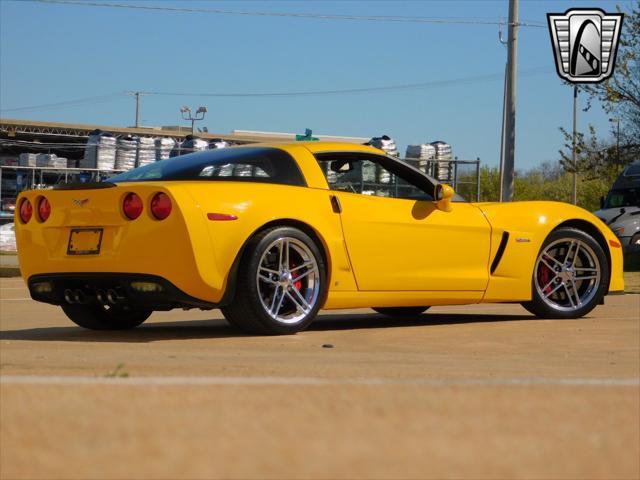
<box><xmin>600</xmin><ymin>196</ymin><xmax>605</xmax><ymax>209</ymax></box>
<box><xmin>435</xmin><ymin>184</ymin><xmax>454</xmax><ymax>212</ymax></box>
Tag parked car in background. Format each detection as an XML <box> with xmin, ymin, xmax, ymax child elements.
<box><xmin>595</xmin><ymin>161</ymin><xmax>640</xmax><ymax>255</ymax></box>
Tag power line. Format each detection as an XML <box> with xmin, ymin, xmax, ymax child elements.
<box><xmin>143</xmin><ymin>67</ymin><xmax>551</xmax><ymax>98</ymax></box>
<box><xmin>0</xmin><ymin>93</ymin><xmax>126</xmax><ymax>113</ymax></box>
<box><xmin>0</xmin><ymin>67</ymin><xmax>552</xmax><ymax>113</ymax></box>
<box><xmin>28</xmin><ymin>0</ymin><xmax>546</xmax><ymax>27</ymax></box>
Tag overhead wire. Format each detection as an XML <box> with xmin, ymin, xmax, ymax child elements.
<box><xmin>140</xmin><ymin>67</ymin><xmax>554</xmax><ymax>98</ymax></box>
<box><xmin>144</xmin><ymin>67</ymin><xmax>551</xmax><ymax>98</ymax></box>
<box><xmin>0</xmin><ymin>67</ymin><xmax>552</xmax><ymax>112</ymax></box>
<box><xmin>27</xmin><ymin>0</ymin><xmax>547</xmax><ymax>28</ymax></box>
<box><xmin>0</xmin><ymin>93</ymin><xmax>126</xmax><ymax>113</ymax></box>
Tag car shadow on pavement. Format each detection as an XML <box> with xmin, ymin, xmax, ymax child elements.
<box><xmin>0</xmin><ymin>312</ymin><xmax>535</xmax><ymax>343</ymax></box>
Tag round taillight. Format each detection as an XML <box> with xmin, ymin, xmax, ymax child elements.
<box><xmin>123</xmin><ymin>192</ymin><xmax>143</xmax><ymax>220</ymax></box>
<box><xmin>150</xmin><ymin>192</ymin><xmax>172</xmax><ymax>220</ymax></box>
<box><xmin>19</xmin><ymin>198</ymin><xmax>33</xmax><ymax>224</ymax></box>
<box><xmin>38</xmin><ymin>197</ymin><xmax>51</xmax><ymax>222</ymax></box>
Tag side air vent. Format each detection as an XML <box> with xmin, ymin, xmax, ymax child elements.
<box><xmin>490</xmin><ymin>232</ymin><xmax>510</xmax><ymax>275</ymax></box>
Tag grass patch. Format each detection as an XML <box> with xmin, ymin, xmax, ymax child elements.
<box><xmin>105</xmin><ymin>363</ymin><xmax>129</xmax><ymax>378</ymax></box>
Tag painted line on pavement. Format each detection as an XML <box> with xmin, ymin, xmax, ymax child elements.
<box><xmin>1</xmin><ymin>375</ymin><xmax>638</xmax><ymax>387</ymax></box>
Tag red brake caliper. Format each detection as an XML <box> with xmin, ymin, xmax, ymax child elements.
<box><xmin>290</xmin><ymin>261</ymin><xmax>303</xmax><ymax>291</ymax></box>
<box><xmin>538</xmin><ymin>255</ymin><xmax>553</xmax><ymax>294</ymax></box>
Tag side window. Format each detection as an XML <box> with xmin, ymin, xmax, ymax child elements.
<box><xmin>316</xmin><ymin>154</ymin><xmax>433</xmax><ymax>201</ymax></box>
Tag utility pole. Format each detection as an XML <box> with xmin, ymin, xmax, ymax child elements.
<box><xmin>572</xmin><ymin>86</ymin><xmax>578</xmax><ymax>205</ymax></box>
<box><xmin>127</xmin><ymin>91</ymin><xmax>146</xmax><ymax>128</ymax></box>
<box><xmin>501</xmin><ymin>0</ymin><xmax>518</xmax><ymax>202</ymax></box>
<box><xmin>134</xmin><ymin>92</ymin><xmax>141</xmax><ymax>128</ymax></box>
<box><xmin>499</xmin><ymin>63</ymin><xmax>507</xmax><ymax>202</ymax></box>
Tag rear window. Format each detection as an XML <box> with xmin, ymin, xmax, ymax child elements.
<box><xmin>109</xmin><ymin>147</ymin><xmax>306</xmax><ymax>187</ymax></box>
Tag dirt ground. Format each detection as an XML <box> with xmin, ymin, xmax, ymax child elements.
<box><xmin>0</xmin><ymin>276</ymin><xmax>638</xmax><ymax>480</ymax></box>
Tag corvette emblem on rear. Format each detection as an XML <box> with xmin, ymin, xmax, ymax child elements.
<box><xmin>72</xmin><ymin>198</ymin><xmax>89</xmax><ymax>207</ymax></box>
<box><xmin>547</xmin><ymin>8</ymin><xmax>623</xmax><ymax>83</ymax></box>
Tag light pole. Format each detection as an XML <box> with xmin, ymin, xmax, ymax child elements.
<box><xmin>180</xmin><ymin>106</ymin><xmax>208</xmax><ymax>134</ymax></box>
<box><xmin>572</xmin><ymin>85</ymin><xmax>578</xmax><ymax>205</ymax></box>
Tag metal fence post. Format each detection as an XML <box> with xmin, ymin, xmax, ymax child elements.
<box><xmin>453</xmin><ymin>161</ymin><xmax>458</xmax><ymax>190</ymax></box>
<box><xmin>476</xmin><ymin>158</ymin><xmax>481</xmax><ymax>202</ymax></box>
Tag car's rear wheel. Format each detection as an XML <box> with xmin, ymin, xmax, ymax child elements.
<box><xmin>61</xmin><ymin>304</ymin><xmax>151</xmax><ymax>330</ymax></box>
<box><xmin>373</xmin><ymin>307</ymin><xmax>429</xmax><ymax>317</ymax></box>
<box><xmin>522</xmin><ymin>227</ymin><xmax>609</xmax><ymax>319</ymax></box>
<box><xmin>221</xmin><ymin>227</ymin><xmax>326</xmax><ymax>335</ymax></box>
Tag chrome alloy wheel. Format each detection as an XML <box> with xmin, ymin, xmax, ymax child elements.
<box><xmin>534</xmin><ymin>238</ymin><xmax>601</xmax><ymax>312</ymax></box>
<box><xmin>256</xmin><ymin>236</ymin><xmax>321</xmax><ymax>324</ymax></box>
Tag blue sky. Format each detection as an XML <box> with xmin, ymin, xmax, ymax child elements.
<box><xmin>0</xmin><ymin>0</ymin><xmax>627</xmax><ymax>169</ymax></box>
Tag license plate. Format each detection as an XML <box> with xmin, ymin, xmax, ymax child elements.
<box><xmin>67</xmin><ymin>228</ymin><xmax>103</xmax><ymax>255</ymax></box>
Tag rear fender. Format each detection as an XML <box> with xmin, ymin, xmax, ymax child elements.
<box><xmin>183</xmin><ymin>182</ymin><xmax>358</xmax><ymax>304</ymax></box>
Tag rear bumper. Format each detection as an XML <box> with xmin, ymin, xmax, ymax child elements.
<box><xmin>27</xmin><ymin>273</ymin><xmax>218</xmax><ymax>310</ymax></box>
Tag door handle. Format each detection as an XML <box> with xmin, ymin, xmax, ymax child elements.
<box><xmin>330</xmin><ymin>195</ymin><xmax>342</xmax><ymax>213</ymax></box>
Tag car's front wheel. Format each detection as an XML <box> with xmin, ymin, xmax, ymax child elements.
<box><xmin>61</xmin><ymin>304</ymin><xmax>151</xmax><ymax>330</ymax></box>
<box><xmin>522</xmin><ymin>227</ymin><xmax>609</xmax><ymax>319</ymax></box>
<box><xmin>221</xmin><ymin>227</ymin><xmax>326</xmax><ymax>335</ymax></box>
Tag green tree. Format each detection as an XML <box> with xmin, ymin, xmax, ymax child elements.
<box><xmin>582</xmin><ymin>0</ymin><xmax>640</xmax><ymax>147</ymax></box>
<box><xmin>558</xmin><ymin>1</ymin><xmax>639</xmax><ymax>194</ymax></box>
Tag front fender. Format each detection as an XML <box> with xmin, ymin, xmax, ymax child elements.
<box><xmin>476</xmin><ymin>201</ymin><xmax>624</xmax><ymax>302</ymax></box>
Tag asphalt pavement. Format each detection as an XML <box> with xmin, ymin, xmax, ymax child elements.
<box><xmin>1</xmin><ymin>277</ymin><xmax>638</xmax><ymax>479</ymax></box>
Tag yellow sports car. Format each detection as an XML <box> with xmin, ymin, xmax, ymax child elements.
<box><xmin>16</xmin><ymin>142</ymin><xmax>624</xmax><ymax>334</ymax></box>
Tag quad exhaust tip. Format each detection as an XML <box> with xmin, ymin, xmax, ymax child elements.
<box><xmin>63</xmin><ymin>289</ymin><xmax>74</xmax><ymax>304</ymax></box>
<box><xmin>73</xmin><ymin>289</ymin><xmax>86</xmax><ymax>304</ymax></box>
<box><xmin>106</xmin><ymin>289</ymin><xmax>122</xmax><ymax>305</ymax></box>
<box><xmin>96</xmin><ymin>290</ymin><xmax>106</xmax><ymax>305</ymax></box>
<box><xmin>64</xmin><ymin>289</ymin><xmax>87</xmax><ymax>304</ymax></box>
<box><xmin>63</xmin><ymin>288</ymin><xmax>124</xmax><ymax>305</ymax></box>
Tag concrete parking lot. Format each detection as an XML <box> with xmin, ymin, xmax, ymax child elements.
<box><xmin>1</xmin><ymin>276</ymin><xmax>638</xmax><ymax>479</ymax></box>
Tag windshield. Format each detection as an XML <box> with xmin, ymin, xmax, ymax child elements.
<box><xmin>109</xmin><ymin>147</ymin><xmax>306</xmax><ymax>187</ymax></box>
<box><xmin>604</xmin><ymin>187</ymin><xmax>640</xmax><ymax>209</ymax></box>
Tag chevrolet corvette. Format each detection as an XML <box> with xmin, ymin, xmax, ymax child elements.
<box><xmin>15</xmin><ymin>142</ymin><xmax>624</xmax><ymax>334</ymax></box>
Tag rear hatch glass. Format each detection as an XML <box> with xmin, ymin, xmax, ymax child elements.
<box><xmin>109</xmin><ymin>147</ymin><xmax>306</xmax><ymax>187</ymax></box>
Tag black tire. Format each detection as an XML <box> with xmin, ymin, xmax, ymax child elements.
<box><xmin>373</xmin><ymin>307</ymin><xmax>429</xmax><ymax>317</ymax></box>
<box><xmin>521</xmin><ymin>227</ymin><xmax>609</xmax><ymax>319</ymax></box>
<box><xmin>61</xmin><ymin>304</ymin><xmax>151</xmax><ymax>330</ymax></box>
<box><xmin>221</xmin><ymin>226</ymin><xmax>327</xmax><ymax>335</ymax></box>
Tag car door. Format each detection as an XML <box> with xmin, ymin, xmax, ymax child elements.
<box><xmin>317</xmin><ymin>153</ymin><xmax>491</xmax><ymax>292</ymax></box>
